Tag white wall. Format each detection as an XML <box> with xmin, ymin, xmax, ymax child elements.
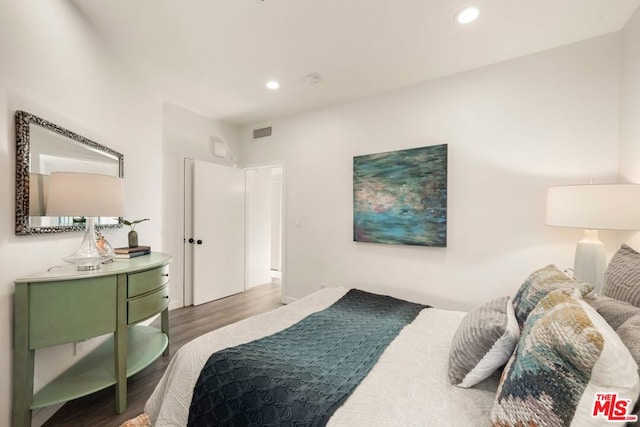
<box><xmin>619</xmin><ymin>7</ymin><xmax>640</xmax><ymax>248</ymax></box>
<box><xmin>162</xmin><ymin>102</ymin><xmax>241</xmax><ymax>307</ymax></box>
<box><xmin>0</xmin><ymin>2</ymin><xmax>163</xmax><ymax>425</ymax></box>
<box><xmin>241</xmin><ymin>33</ymin><xmax>622</xmax><ymax>310</ymax></box>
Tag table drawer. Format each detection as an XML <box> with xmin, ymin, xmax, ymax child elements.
<box><xmin>127</xmin><ymin>285</ymin><xmax>169</xmax><ymax>325</ymax></box>
<box><xmin>127</xmin><ymin>264</ymin><xmax>169</xmax><ymax>298</ymax></box>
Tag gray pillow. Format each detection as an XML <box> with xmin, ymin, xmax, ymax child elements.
<box><xmin>618</xmin><ymin>315</ymin><xmax>640</xmax><ymax>370</ymax></box>
<box><xmin>603</xmin><ymin>244</ymin><xmax>640</xmax><ymax>306</ymax></box>
<box><xmin>618</xmin><ymin>315</ymin><xmax>640</xmax><ymax>427</ymax></box>
<box><xmin>585</xmin><ymin>294</ymin><xmax>640</xmax><ymax>330</ymax></box>
<box><xmin>448</xmin><ymin>296</ymin><xmax>520</xmax><ymax>388</ymax></box>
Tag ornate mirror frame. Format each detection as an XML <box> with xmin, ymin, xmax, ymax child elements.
<box><xmin>15</xmin><ymin>110</ymin><xmax>124</xmax><ymax>235</ymax></box>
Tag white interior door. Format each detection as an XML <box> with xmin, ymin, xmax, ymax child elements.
<box><xmin>192</xmin><ymin>160</ymin><xmax>245</xmax><ymax>305</ymax></box>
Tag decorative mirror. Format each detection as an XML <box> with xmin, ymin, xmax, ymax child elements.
<box><xmin>15</xmin><ymin>110</ymin><xmax>124</xmax><ymax>235</ymax></box>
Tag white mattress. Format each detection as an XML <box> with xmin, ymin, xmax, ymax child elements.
<box><xmin>145</xmin><ymin>288</ymin><xmax>499</xmax><ymax>426</ymax></box>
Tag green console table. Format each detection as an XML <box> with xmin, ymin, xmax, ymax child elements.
<box><xmin>12</xmin><ymin>252</ymin><xmax>172</xmax><ymax>427</ymax></box>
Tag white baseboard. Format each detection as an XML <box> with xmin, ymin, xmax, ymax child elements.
<box><xmin>32</xmin><ymin>403</ymin><xmax>65</xmax><ymax>427</ymax></box>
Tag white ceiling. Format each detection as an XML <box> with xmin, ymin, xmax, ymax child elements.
<box><xmin>72</xmin><ymin>0</ymin><xmax>639</xmax><ymax>126</ymax></box>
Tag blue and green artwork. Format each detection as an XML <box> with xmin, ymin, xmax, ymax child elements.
<box><xmin>353</xmin><ymin>144</ymin><xmax>447</xmax><ymax>247</ymax></box>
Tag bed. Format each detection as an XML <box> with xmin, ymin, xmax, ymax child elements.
<box><xmin>145</xmin><ymin>287</ymin><xmax>498</xmax><ymax>426</ymax></box>
<box><xmin>134</xmin><ymin>246</ymin><xmax>640</xmax><ymax>427</ymax></box>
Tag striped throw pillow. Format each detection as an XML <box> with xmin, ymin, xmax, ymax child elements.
<box><xmin>448</xmin><ymin>296</ymin><xmax>520</xmax><ymax>388</ymax></box>
<box><xmin>603</xmin><ymin>244</ymin><xmax>640</xmax><ymax>307</ymax></box>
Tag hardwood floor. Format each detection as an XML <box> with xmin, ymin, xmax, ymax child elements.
<box><xmin>43</xmin><ymin>282</ymin><xmax>282</xmax><ymax>427</ymax></box>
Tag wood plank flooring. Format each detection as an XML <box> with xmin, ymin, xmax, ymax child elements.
<box><xmin>43</xmin><ymin>282</ymin><xmax>282</xmax><ymax>427</ymax></box>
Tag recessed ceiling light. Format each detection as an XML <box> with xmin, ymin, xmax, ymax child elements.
<box><xmin>455</xmin><ymin>6</ymin><xmax>479</xmax><ymax>24</ymax></box>
<box><xmin>266</xmin><ymin>80</ymin><xmax>280</xmax><ymax>90</ymax></box>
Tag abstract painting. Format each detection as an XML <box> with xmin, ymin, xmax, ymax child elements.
<box><xmin>353</xmin><ymin>144</ymin><xmax>447</xmax><ymax>247</ymax></box>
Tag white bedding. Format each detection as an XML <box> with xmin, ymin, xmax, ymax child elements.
<box><xmin>146</xmin><ymin>288</ymin><xmax>499</xmax><ymax>426</ymax></box>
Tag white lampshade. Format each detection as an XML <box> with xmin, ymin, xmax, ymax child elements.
<box><xmin>546</xmin><ymin>183</ymin><xmax>640</xmax><ymax>291</ymax></box>
<box><xmin>46</xmin><ymin>172</ymin><xmax>126</xmax><ymax>271</ymax></box>
<box><xmin>29</xmin><ymin>173</ymin><xmax>49</xmax><ymax>216</ymax></box>
<box><xmin>547</xmin><ymin>184</ymin><xmax>640</xmax><ymax>231</ymax></box>
<box><xmin>46</xmin><ymin>172</ymin><xmax>126</xmax><ymax>217</ymax></box>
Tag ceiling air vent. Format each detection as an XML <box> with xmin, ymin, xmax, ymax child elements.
<box><xmin>253</xmin><ymin>126</ymin><xmax>272</xmax><ymax>140</ymax></box>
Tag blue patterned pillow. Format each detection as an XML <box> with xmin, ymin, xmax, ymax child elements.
<box><xmin>491</xmin><ymin>290</ymin><xmax>639</xmax><ymax>426</ymax></box>
<box><xmin>512</xmin><ymin>265</ymin><xmax>594</xmax><ymax>329</ymax></box>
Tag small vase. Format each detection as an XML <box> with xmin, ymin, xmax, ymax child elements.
<box><xmin>128</xmin><ymin>230</ymin><xmax>138</xmax><ymax>248</ymax></box>
<box><xmin>96</xmin><ymin>232</ymin><xmax>115</xmax><ymax>258</ymax></box>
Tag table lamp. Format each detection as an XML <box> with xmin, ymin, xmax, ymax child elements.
<box><xmin>46</xmin><ymin>172</ymin><xmax>126</xmax><ymax>271</ymax></box>
<box><xmin>546</xmin><ymin>184</ymin><xmax>640</xmax><ymax>290</ymax></box>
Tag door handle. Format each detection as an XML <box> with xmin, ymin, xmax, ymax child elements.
<box><xmin>196</xmin><ymin>239</ymin><xmax>203</xmax><ymax>245</ymax></box>
<box><xmin>188</xmin><ymin>238</ymin><xmax>194</xmax><ymax>244</ymax></box>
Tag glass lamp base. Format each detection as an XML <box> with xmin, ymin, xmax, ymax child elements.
<box><xmin>62</xmin><ymin>217</ymin><xmax>113</xmax><ymax>271</ymax></box>
<box><xmin>63</xmin><ymin>253</ymin><xmax>106</xmax><ymax>271</ymax></box>
<box><xmin>64</xmin><ymin>259</ymin><xmax>104</xmax><ymax>271</ymax></box>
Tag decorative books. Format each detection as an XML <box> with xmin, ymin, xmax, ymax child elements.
<box><xmin>113</xmin><ymin>250</ymin><xmax>151</xmax><ymax>259</ymax></box>
<box><xmin>114</xmin><ymin>246</ymin><xmax>151</xmax><ymax>254</ymax></box>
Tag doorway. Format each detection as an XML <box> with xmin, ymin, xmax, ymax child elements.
<box><xmin>246</xmin><ymin>166</ymin><xmax>283</xmax><ymax>289</ymax></box>
<box><xmin>183</xmin><ymin>159</ymin><xmax>284</xmax><ymax>306</ymax></box>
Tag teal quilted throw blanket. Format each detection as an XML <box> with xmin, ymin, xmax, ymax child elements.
<box><xmin>188</xmin><ymin>289</ymin><xmax>428</xmax><ymax>426</ymax></box>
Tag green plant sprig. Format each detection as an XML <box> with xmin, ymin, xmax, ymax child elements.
<box><xmin>121</xmin><ymin>218</ymin><xmax>150</xmax><ymax>231</ymax></box>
